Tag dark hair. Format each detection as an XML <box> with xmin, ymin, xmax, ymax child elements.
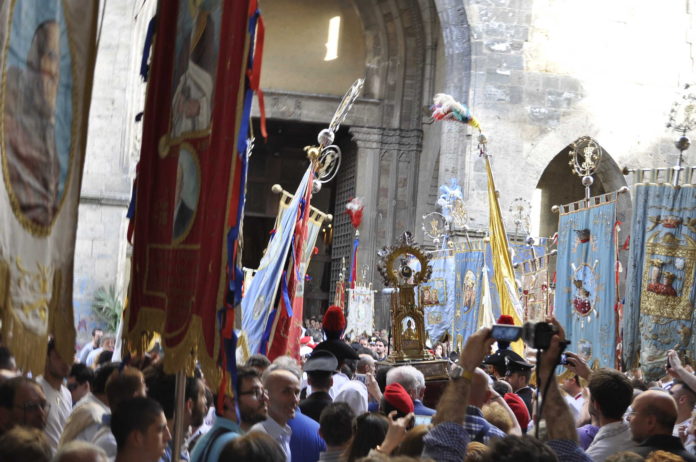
<box><xmin>110</xmin><ymin>397</ymin><xmax>163</xmax><ymax>450</ymax></box>
<box><xmin>236</xmin><ymin>367</ymin><xmax>261</xmax><ymax>396</ymax></box>
<box><xmin>307</xmin><ymin>371</ymin><xmax>332</xmax><ymax>390</ymax></box>
<box><xmin>0</xmin><ymin>377</ymin><xmax>39</xmax><ymax>409</ymax></box>
<box><xmin>219</xmin><ymin>431</ymin><xmax>285</xmax><ymax>462</ymax></box>
<box><xmin>492</xmin><ymin>379</ymin><xmax>512</xmax><ymax>396</ymax></box>
<box><xmin>319</xmin><ymin>402</ymin><xmax>355</xmax><ymax>447</ymax></box>
<box><xmin>0</xmin><ymin>426</ymin><xmax>51</xmax><ymax>462</ymax></box>
<box><xmin>344</xmin><ymin>412</ymin><xmax>388</xmax><ymax>462</ymax></box>
<box><xmin>0</xmin><ymin>347</ymin><xmax>15</xmax><ymax>370</ymax></box>
<box><xmin>143</xmin><ymin>363</ymin><xmax>200</xmax><ymax>420</ymax></box>
<box><xmin>630</xmin><ymin>379</ymin><xmax>647</xmax><ymax>392</ymax></box>
<box><xmin>106</xmin><ymin>367</ymin><xmax>145</xmax><ymax>412</ymax></box>
<box><xmin>375</xmin><ymin>366</ymin><xmax>393</xmax><ymax>394</ymax></box>
<box><xmin>93</xmin><ymin>363</ymin><xmax>120</xmax><ymax>395</ymax></box>
<box><xmin>92</xmin><ymin>328</ymin><xmax>103</xmax><ymax>337</ymax></box>
<box><xmin>482</xmin><ymin>435</ymin><xmax>558</xmax><ymax>462</ymax></box>
<box><xmin>69</xmin><ymin>363</ymin><xmax>94</xmax><ymax>387</ymax></box>
<box><xmin>96</xmin><ymin>350</ymin><xmax>113</xmax><ymax>367</ymax></box>
<box><xmin>246</xmin><ymin>354</ymin><xmax>271</xmax><ymax>371</ymax></box>
<box><xmin>588</xmin><ymin>369</ymin><xmax>633</xmax><ymax>420</ymax></box>
<box><xmin>379</xmin><ymin>397</ymin><xmax>408</xmax><ymax>420</ymax></box>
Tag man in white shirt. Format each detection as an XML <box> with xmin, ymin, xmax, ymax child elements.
<box><xmin>38</xmin><ymin>338</ymin><xmax>72</xmax><ymax>452</ymax></box>
<box><xmin>668</xmin><ymin>379</ymin><xmax>696</xmax><ymax>437</ymax></box>
<box><xmin>584</xmin><ymin>369</ymin><xmax>638</xmax><ymax>461</ymax></box>
<box><xmin>77</xmin><ymin>329</ymin><xmax>103</xmax><ymax>364</ymax></box>
<box><xmin>250</xmin><ymin>369</ymin><xmax>300</xmax><ymax>461</ymax></box>
<box><xmin>560</xmin><ymin>372</ymin><xmax>585</xmax><ymax>422</ymax></box>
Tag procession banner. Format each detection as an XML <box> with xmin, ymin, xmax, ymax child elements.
<box><xmin>519</xmin><ymin>254</ymin><xmax>554</xmax><ymax>322</ymax></box>
<box><xmin>555</xmin><ymin>195</ymin><xmax>618</xmax><ymax>368</ymax></box>
<box><xmin>240</xmin><ymin>168</ymin><xmax>310</xmax><ymax>357</ymax></box>
<box><xmin>0</xmin><ymin>1</ymin><xmax>98</xmax><ymax>373</ymax></box>
<box><xmin>266</xmin><ymin>181</ymin><xmax>327</xmax><ymax>361</ymax></box>
<box><xmin>420</xmin><ymin>251</ymin><xmax>455</xmax><ymax>344</ymax></box>
<box><xmin>127</xmin><ymin>0</ymin><xmax>257</xmax><ymax>378</ymax></box>
<box><xmin>623</xmin><ymin>183</ymin><xmax>696</xmax><ymax>379</ymax></box>
<box><xmin>453</xmin><ymin>245</ymin><xmax>486</xmax><ymax>352</ymax></box>
<box><xmin>345</xmin><ymin>286</ymin><xmax>375</xmax><ymax>338</ymax></box>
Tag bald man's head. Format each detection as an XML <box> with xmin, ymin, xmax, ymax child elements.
<box><xmin>469</xmin><ymin>368</ymin><xmax>492</xmax><ymax>408</ymax></box>
<box><xmin>629</xmin><ymin>390</ymin><xmax>677</xmax><ymax>442</ymax></box>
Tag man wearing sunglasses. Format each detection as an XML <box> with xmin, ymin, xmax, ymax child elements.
<box><xmin>0</xmin><ymin>376</ymin><xmax>49</xmax><ymax>435</ymax></box>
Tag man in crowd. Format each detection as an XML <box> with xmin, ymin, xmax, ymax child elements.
<box><xmin>262</xmin><ymin>357</ymin><xmax>326</xmax><ymax>462</ymax></box>
<box><xmin>144</xmin><ymin>364</ymin><xmax>207</xmax><ymax>462</ymax></box>
<box><xmin>0</xmin><ymin>376</ymin><xmax>48</xmax><ymax>435</ymax></box>
<box><xmin>669</xmin><ymin>379</ymin><xmax>696</xmax><ymax>436</ymax></box>
<box><xmin>386</xmin><ymin>365</ymin><xmax>434</xmax><ymax>416</ymax></box>
<box><xmin>86</xmin><ymin>336</ymin><xmax>115</xmax><ymax>368</ymax></box>
<box><xmin>250</xmin><ymin>367</ymin><xmax>299</xmax><ymax>461</ymax></box>
<box><xmin>67</xmin><ymin>363</ymin><xmax>94</xmax><ymax>406</ymax></box>
<box><xmin>560</xmin><ymin>371</ymin><xmax>585</xmax><ymax>421</ymax></box>
<box><xmin>583</xmin><ymin>368</ymin><xmax>637</xmax><ymax>461</ymax></box>
<box><xmin>299</xmin><ymin>350</ymin><xmax>336</xmax><ymax>422</ymax></box>
<box><xmin>318</xmin><ymin>402</ymin><xmax>354</xmax><ymax>462</ymax></box>
<box><xmin>58</xmin><ymin>362</ymin><xmax>118</xmax><ymax>448</ymax></box>
<box><xmin>111</xmin><ymin>397</ymin><xmax>171</xmax><ymax>462</ymax></box>
<box><xmin>78</xmin><ymin>329</ymin><xmax>103</xmax><ymax>364</ymax></box>
<box><xmin>333</xmin><ymin>358</ymin><xmax>368</xmax><ymax>415</ymax></box>
<box><xmin>38</xmin><ymin>338</ymin><xmax>72</xmax><ymax>451</ymax></box>
<box><xmin>246</xmin><ymin>354</ymin><xmax>271</xmax><ymax>375</ymax></box>
<box><xmin>373</xmin><ymin>339</ymin><xmax>387</xmax><ymax>361</ymax></box>
<box><xmin>466</xmin><ymin>368</ymin><xmax>514</xmax><ymax>442</ymax></box>
<box><xmin>629</xmin><ymin>389</ymin><xmax>696</xmax><ymax>460</ymax></box>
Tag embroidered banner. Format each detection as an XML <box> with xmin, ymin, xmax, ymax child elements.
<box><xmin>519</xmin><ymin>254</ymin><xmax>554</xmax><ymax>323</ymax></box>
<box><xmin>266</xmin><ymin>184</ymin><xmax>327</xmax><ymax>361</ymax></box>
<box><xmin>240</xmin><ymin>168</ymin><xmax>310</xmax><ymax>357</ymax></box>
<box><xmin>127</xmin><ymin>0</ymin><xmax>256</xmax><ymax>378</ymax></box>
<box><xmin>623</xmin><ymin>183</ymin><xmax>696</xmax><ymax>379</ymax></box>
<box><xmin>0</xmin><ymin>1</ymin><xmax>98</xmax><ymax>373</ymax></box>
<box><xmin>420</xmin><ymin>252</ymin><xmax>455</xmax><ymax>344</ymax></box>
<box><xmin>555</xmin><ymin>197</ymin><xmax>618</xmax><ymax>368</ymax></box>
<box><xmin>345</xmin><ymin>286</ymin><xmax>375</xmax><ymax>338</ymax></box>
<box><xmin>453</xmin><ymin>247</ymin><xmax>486</xmax><ymax>352</ymax></box>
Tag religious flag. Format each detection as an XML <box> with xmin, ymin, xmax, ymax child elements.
<box><xmin>421</xmin><ymin>251</ymin><xmax>455</xmax><ymax>344</ymax></box>
<box><xmin>345</xmin><ymin>286</ymin><xmax>375</xmax><ymax>338</ymax></box>
<box><xmin>485</xmin><ymin>156</ymin><xmax>524</xmax><ymax>355</ymax></box>
<box><xmin>623</xmin><ymin>182</ymin><xmax>696</xmax><ymax>379</ymax></box>
<box><xmin>0</xmin><ymin>1</ymin><xmax>99</xmax><ymax>373</ymax></box>
<box><xmin>126</xmin><ymin>0</ymin><xmax>262</xmax><ymax>380</ymax></box>
<box><xmin>241</xmin><ymin>168</ymin><xmax>311</xmax><ymax>357</ymax></box>
<box><xmin>555</xmin><ymin>194</ymin><xmax>619</xmax><ymax>369</ymax></box>
<box><xmin>267</xmin><ymin>171</ymin><xmax>328</xmax><ymax>361</ymax></box>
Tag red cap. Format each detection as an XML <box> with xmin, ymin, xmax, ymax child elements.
<box><xmin>497</xmin><ymin>315</ymin><xmax>515</xmax><ymax>325</ymax></box>
<box><xmin>322</xmin><ymin>306</ymin><xmax>346</xmax><ymax>338</ymax></box>
<box><xmin>504</xmin><ymin>392</ymin><xmax>530</xmax><ymax>430</ymax></box>
<box><xmin>384</xmin><ymin>383</ymin><xmax>414</xmax><ymax>415</ymax></box>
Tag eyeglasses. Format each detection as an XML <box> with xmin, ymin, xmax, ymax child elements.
<box><xmin>16</xmin><ymin>400</ymin><xmax>50</xmax><ymax>413</ymax></box>
<box><xmin>238</xmin><ymin>387</ymin><xmax>266</xmax><ymax>400</ymax></box>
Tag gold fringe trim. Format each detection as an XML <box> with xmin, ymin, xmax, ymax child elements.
<box><xmin>49</xmin><ymin>270</ymin><xmax>76</xmax><ymax>369</ymax></box>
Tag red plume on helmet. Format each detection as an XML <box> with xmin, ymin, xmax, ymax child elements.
<box><xmin>497</xmin><ymin>315</ymin><xmax>514</xmax><ymax>325</ymax></box>
<box><xmin>322</xmin><ymin>306</ymin><xmax>346</xmax><ymax>339</ymax></box>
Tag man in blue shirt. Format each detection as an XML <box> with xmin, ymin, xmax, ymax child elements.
<box><xmin>386</xmin><ymin>365</ymin><xmax>435</xmax><ymax>416</ymax></box>
<box><xmin>288</xmin><ymin>406</ymin><xmax>326</xmax><ymax>462</ymax></box>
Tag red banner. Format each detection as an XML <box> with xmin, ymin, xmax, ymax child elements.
<box><xmin>127</xmin><ymin>0</ymin><xmax>252</xmax><ymax>377</ymax></box>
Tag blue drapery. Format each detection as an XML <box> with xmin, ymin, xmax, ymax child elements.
<box><xmin>555</xmin><ymin>201</ymin><xmax>617</xmax><ymax>368</ymax></box>
<box><xmin>421</xmin><ymin>253</ymin><xmax>455</xmax><ymax>343</ymax></box>
<box><xmin>623</xmin><ymin>184</ymin><xmax>696</xmax><ymax>379</ymax></box>
<box><xmin>454</xmin><ymin>249</ymin><xmax>487</xmax><ymax>349</ymax></box>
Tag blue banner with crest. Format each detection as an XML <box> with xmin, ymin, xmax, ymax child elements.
<box><xmin>420</xmin><ymin>251</ymin><xmax>455</xmax><ymax>344</ymax></box>
<box><xmin>623</xmin><ymin>184</ymin><xmax>696</xmax><ymax>379</ymax></box>
<box><xmin>555</xmin><ymin>198</ymin><xmax>617</xmax><ymax>369</ymax></box>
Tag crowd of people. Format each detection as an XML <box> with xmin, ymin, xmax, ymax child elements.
<box><xmin>1</xmin><ymin>311</ymin><xmax>696</xmax><ymax>462</ymax></box>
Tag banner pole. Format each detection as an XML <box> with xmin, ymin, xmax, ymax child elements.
<box><xmin>172</xmin><ymin>371</ymin><xmax>186</xmax><ymax>462</ymax></box>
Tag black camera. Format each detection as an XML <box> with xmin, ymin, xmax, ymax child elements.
<box><xmin>521</xmin><ymin>322</ymin><xmax>558</xmax><ymax>350</ymax></box>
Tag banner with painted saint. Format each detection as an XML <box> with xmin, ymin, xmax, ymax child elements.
<box><xmin>452</xmin><ymin>246</ymin><xmax>487</xmax><ymax>352</ymax></box>
<box><xmin>555</xmin><ymin>197</ymin><xmax>618</xmax><ymax>369</ymax></box>
<box><xmin>420</xmin><ymin>251</ymin><xmax>455</xmax><ymax>345</ymax></box>
<box><xmin>345</xmin><ymin>286</ymin><xmax>375</xmax><ymax>338</ymax></box>
<box><xmin>0</xmin><ymin>1</ymin><xmax>99</xmax><ymax>373</ymax></box>
<box><xmin>623</xmin><ymin>183</ymin><xmax>696</xmax><ymax>379</ymax></box>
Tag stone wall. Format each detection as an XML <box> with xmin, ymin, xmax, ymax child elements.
<box><xmin>73</xmin><ymin>0</ymin><xmax>154</xmax><ymax>345</ymax></box>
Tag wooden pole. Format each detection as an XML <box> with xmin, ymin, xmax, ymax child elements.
<box><xmin>172</xmin><ymin>371</ymin><xmax>186</xmax><ymax>462</ymax></box>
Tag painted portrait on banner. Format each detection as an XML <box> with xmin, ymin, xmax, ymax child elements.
<box><xmin>2</xmin><ymin>3</ymin><xmax>73</xmax><ymax>231</ymax></box>
<box><xmin>172</xmin><ymin>146</ymin><xmax>200</xmax><ymax>241</ymax></box>
<box><xmin>170</xmin><ymin>0</ymin><xmax>221</xmax><ymax>140</ymax></box>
